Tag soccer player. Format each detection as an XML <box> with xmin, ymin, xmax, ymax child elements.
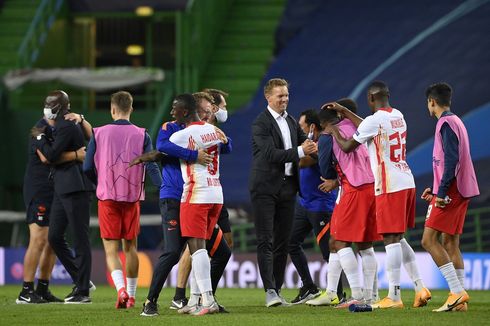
<box><xmin>83</xmin><ymin>91</ymin><xmax>162</xmax><ymax>309</ymax></box>
<box><xmin>324</xmin><ymin>81</ymin><xmax>430</xmax><ymax>309</ymax></box>
<box><xmin>169</xmin><ymin>95</ymin><xmax>229</xmax><ymax>316</ymax></box>
<box><xmin>18</xmin><ymin>111</ymin><xmax>89</xmax><ymax>304</ymax></box>
<box><xmin>138</xmin><ymin>94</ymin><xmax>231</xmax><ymax>317</ymax></box>
<box><xmin>421</xmin><ymin>83</ymin><xmax>479</xmax><ymax>312</ymax></box>
<box><xmin>315</xmin><ymin>99</ymin><xmax>381</xmax><ymax>307</ymax></box>
<box><xmin>287</xmin><ymin>109</ymin><xmax>338</xmax><ymax>304</ymax></box>
<box><xmin>171</xmin><ymin>90</ymin><xmax>233</xmax><ymax>311</ymax></box>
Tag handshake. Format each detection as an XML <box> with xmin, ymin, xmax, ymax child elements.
<box><xmin>301</xmin><ymin>139</ymin><xmax>317</xmax><ymax>155</ymax></box>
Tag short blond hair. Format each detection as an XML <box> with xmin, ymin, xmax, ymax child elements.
<box><xmin>264</xmin><ymin>78</ymin><xmax>289</xmax><ymax>96</ymax></box>
<box><xmin>193</xmin><ymin>91</ymin><xmax>214</xmax><ymax>105</ymax></box>
<box><xmin>202</xmin><ymin>88</ymin><xmax>228</xmax><ymax>106</ymax></box>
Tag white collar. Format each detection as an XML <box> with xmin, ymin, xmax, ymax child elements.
<box><xmin>267</xmin><ymin>106</ymin><xmax>288</xmax><ymax>119</ymax></box>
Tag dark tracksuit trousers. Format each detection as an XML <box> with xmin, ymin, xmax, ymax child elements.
<box><xmin>288</xmin><ymin>203</ymin><xmax>343</xmax><ymax>297</ymax></box>
<box><xmin>147</xmin><ymin>198</ymin><xmax>231</xmax><ymax>302</ymax></box>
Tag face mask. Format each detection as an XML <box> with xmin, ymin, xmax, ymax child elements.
<box><xmin>215</xmin><ymin>108</ymin><xmax>228</xmax><ymax>123</ymax></box>
<box><xmin>44</xmin><ymin>108</ymin><xmax>58</xmax><ymax>120</ymax></box>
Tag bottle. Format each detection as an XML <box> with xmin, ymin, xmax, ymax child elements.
<box><xmin>349</xmin><ymin>303</ymin><xmax>374</xmax><ymax>312</ymax></box>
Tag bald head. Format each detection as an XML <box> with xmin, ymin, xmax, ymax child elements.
<box><xmin>45</xmin><ymin>90</ymin><xmax>70</xmax><ymax>113</ymax></box>
<box><xmin>43</xmin><ymin>90</ymin><xmax>70</xmax><ymax>120</ymax></box>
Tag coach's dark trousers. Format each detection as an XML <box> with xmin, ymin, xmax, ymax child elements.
<box><xmin>48</xmin><ymin>191</ymin><xmax>92</xmax><ymax>294</ymax></box>
<box><xmin>252</xmin><ymin>177</ymin><xmax>296</xmax><ymax>291</ymax></box>
<box><xmin>147</xmin><ymin>198</ymin><xmax>231</xmax><ymax>302</ymax></box>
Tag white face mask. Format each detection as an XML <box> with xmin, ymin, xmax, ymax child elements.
<box><xmin>44</xmin><ymin>108</ymin><xmax>58</xmax><ymax>120</ymax></box>
<box><xmin>215</xmin><ymin>108</ymin><xmax>228</xmax><ymax>123</ymax></box>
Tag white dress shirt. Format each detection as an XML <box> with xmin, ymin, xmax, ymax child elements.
<box><xmin>267</xmin><ymin>106</ymin><xmax>305</xmax><ymax>176</ymax></box>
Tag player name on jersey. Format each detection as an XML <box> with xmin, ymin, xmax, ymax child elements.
<box><xmin>353</xmin><ymin>108</ymin><xmax>415</xmax><ymax>195</ymax></box>
<box><xmin>201</xmin><ymin>132</ymin><xmax>220</xmax><ymax>143</ymax></box>
<box><xmin>169</xmin><ymin>122</ymin><xmax>224</xmax><ymax>204</ymax></box>
<box><xmin>207</xmin><ymin>177</ymin><xmax>221</xmax><ymax>187</ymax></box>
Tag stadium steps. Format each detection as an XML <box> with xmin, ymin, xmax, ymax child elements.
<box><xmin>0</xmin><ymin>0</ymin><xmax>56</xmax><ymax>77</ymax></box>
<box><xmin>200</xmin><ymin>0</ymin><xmax>286</xmax><ymax>110</ymax></box>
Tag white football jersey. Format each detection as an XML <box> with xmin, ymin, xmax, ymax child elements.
<box><xmin>353</xmin><ymin>108</ymin><xmax>415</xmax><ymax>195</ymax></box>
<box><xmin>169</xmin><ymin>121</ymin><xmax>223</xmax><ymax>204</ymax></box>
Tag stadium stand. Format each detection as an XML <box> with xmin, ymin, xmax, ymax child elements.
<box><xmin>1</xmin><ymin>0</ymin><xmax>489</xmax><ymax>250</ymax></box>
<box><xmin>220</xmin><ymin>0</ymin><xmax>490</xmax><ymax>206</ymax></box>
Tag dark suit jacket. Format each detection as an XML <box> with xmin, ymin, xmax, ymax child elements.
<box><xmin>35</xmin><ymin>115</ymin><xmax>95</xmax><ymax>195</ymax></box>
<box><xmin>249</xmin><ymin>108</ymin><xmax>307</xmax><ymax>196</ymax></box>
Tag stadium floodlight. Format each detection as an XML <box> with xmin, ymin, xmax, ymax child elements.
<box><xmin>135</xmin><ymin>6</ymin><xmax>154</xmax><ymax>17</ymax></box>
<box><xmin>126</xmin><ymin>45</ymin><xmax>144</xmax><ymax>56</ymax></box>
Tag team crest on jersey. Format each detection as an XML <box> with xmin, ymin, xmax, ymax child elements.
<box><xmin>37</xmin><ymin>205</ymin><xmax>46</xmax><ymax>221</ymax></box>
<box><xmin>168</xmin><ymin>219</ymin><xmax>178</xmax><ymax>227</ymax></box>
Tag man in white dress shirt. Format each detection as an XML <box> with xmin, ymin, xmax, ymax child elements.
<box><xmin>249</xmin><ymin>78</ymin><xmax>317</xmax><ymax>307</ymax></box>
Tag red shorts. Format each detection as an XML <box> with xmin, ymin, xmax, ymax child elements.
<box><xmin>376</xmin><ymin>188</ymin><xmax>415</xmax><ymax>234</ymax></box>
<box><xmin>98</xmin><ymin>200</ymin><xmax>140</xmax><ymax>240</ymax></box>
<box><xmin>180</xmin><ymin>202</ymin><xmax>222</xmax><ymax>240</ymax></box>
<box><xmin>425</xmin><ymin>182</ymin><xmax>469</xmax><ymax>235</ymax></box>
<box><xmin>331</xmin><ymin>183</ymin><xmax>382</xmax><ymax>243</ymax></box>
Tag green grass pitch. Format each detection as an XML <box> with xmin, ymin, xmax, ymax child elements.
<box><xmin>1</xmin><ymin>286</ymin><xmax>489</xmax><ymax>325</ymax></box>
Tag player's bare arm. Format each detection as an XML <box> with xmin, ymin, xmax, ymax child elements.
<box><xmin>65</xmin><ymin>112</ymin><xmax>93</xmax><ymax>140</ymax></box>
<box><xmin>322</xmin><ymin>102</ymin><xmax>364</xmax><ymax>127</ymax></box>
<box><xmin>36</xmin><ymin>147</ymin><xmax>85</xmax><ymax>164</ymax></box>
<box><xmin>129</xmin><ymin>149</ymin><xmax>212</xmax><ymax>167</ymax></box>
<box><xmin>197</xmin><ymin>149</ymin><xmax>213</xmax><ymax>165</ymax></box>
<box><xmin>421</xmin><ymin>187</ymin><xmax>434</xmax><ymax>202</ymax></box>
<box><xmin>36</xmin><ymin>149</ymin><xmax>49</xmax><ymax>164</ymax></box>
<box><xmin>129</xmin><ymin>150</ymin><xmax>166</xmax><ymax>167</ymax></box>
<box><xmin>57</xmin><ymin>146</ymin><xmax>86</xmax><ymax>164</ymax></box>
<box><xmin>299</xmin><ymin>155</ymin><xmax>317</xmax><ymax>168</ymax></box>
<box><xmin>214</xmin><ymin>126</ymin><xmax>228</xmax><ymax>144</ymax></box>
<box><xmin>324</xmin><ymin>124</ymin><xmax>360</xmax><ymax>153</ymax></box>
<box><xmin>318</xmin><ymin>176</ymin><xmax>339</xmax><ymax>193</ymax></box>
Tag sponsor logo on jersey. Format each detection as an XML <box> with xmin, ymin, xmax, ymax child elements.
<box><xmin>390</xmin><ymin>118</ymin><xmax>405</xmax><ymax>129</ymax></box>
